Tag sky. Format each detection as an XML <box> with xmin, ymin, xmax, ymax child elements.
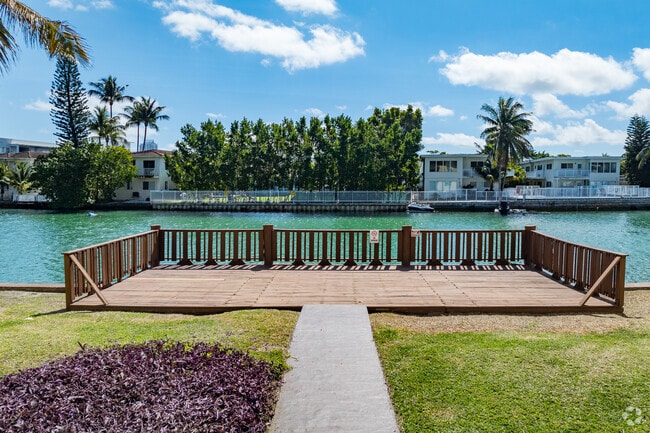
<box><xmin>3</xmin><ymin>0</ymin><xmax>650</xmax><ymax>157</ymax></box>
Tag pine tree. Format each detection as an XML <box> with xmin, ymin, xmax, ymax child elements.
<box><xmin>50</xmin><ymin>56</ymin><xmax>90</xmax><ymax>147</ymax></box>
<box><xmin>623</xmin><ymin>115</ymin><xmax>650</xmax><ymax>187</ymax></box>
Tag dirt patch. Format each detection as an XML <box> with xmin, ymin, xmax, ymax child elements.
<box><xmin>371</xmin><ymin>290</ymin><xmax>650</xmax><ymax>334</ymax></box>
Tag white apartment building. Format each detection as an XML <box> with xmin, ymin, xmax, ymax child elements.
<box><xmin>420</xmin><ymin>154</ymin><xmax>496</xmax><ymax>193</ymax></box>
<box><xmin>520</xmin><ymin>156</ymin><xmax>620</xmax><ymax>188</ymax></box>
<box><xmin>114</xmin><ymin>150</ymin><xmax>176</xmax><ymax>201</ymax></box>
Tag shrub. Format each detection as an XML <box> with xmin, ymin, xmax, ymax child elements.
<box><xmin>0</xmin><ymin>340</ymin><xmax>284</xmax><ymax>433</ymax></box>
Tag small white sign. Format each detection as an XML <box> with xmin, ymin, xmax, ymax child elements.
<box><xmin>411</xmin><ymin>229</ymin><xmax>421</xmax><ymax>238</ymax></box>
<box><xmin>369</xmin><ymin>230</ymin><xmax>380</xmax><ymax>244</ymax></box>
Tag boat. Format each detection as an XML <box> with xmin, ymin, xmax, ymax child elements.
<box><xmin>407</xmin><ymin>202</ymin><xmax>435</xmax><ymax>213</ymax></box>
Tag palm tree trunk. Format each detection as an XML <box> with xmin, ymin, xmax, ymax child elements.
<box><xmin>136</xmin><ymin>124</ymin><xmax>141</xmax><ymax>152</ymax></box>
<box><xmin>142</xmin><ymin>124</ymin><xmax>148</xmax><ymax>152</ymax></box>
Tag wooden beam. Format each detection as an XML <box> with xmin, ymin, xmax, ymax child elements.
<box><xmin>68</xmin><ymin>254</ymin><xmax>109</xmax><ymax>305</ymax></box>
<box><xmin>579</xmin><ymin>256</ymin><xmax>621</xmax><ymax>306</ymax></box>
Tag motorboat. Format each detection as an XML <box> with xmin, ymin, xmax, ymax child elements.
<box><xmin>407</xmin><ymin>202</ymin><xmax>435</xmax><ymax>213</ymax></box>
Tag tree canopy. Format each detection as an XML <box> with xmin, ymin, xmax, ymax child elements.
<box><xmin>623</xmin><ymin>114</ymin><xmax>650</xmax><ymax>187</ymax></box>
<box><xmin>0</xmin><ymin>1</ymin><xmax>89</xmax><ymax>74</ymax></box>
<box><xmin>50</xmin><ymin>56</ymin><xmax>90</xmax><ymax>148</ymax></box>
<box><xmin>165</xmin><ymin>106</ymin><xmax>423</xmax><ymax>192</ymax></box>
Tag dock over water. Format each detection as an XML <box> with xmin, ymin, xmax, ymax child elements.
<box><xmin>64</xmin><ymin>225</ymin><xmax>626</xmax><ymax>314</ymax></box>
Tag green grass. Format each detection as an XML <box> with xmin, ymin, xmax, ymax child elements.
<box><xmin>0</xmin><ymin>291</ymin><xmax>298</xmax><ymax>376</ymax></box>
<box><xmin>374</xmin><ymin>326</ymin><xmax>650</xmax><ymax>432</ymax></box>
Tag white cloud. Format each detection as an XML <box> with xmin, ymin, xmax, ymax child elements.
<box><xmin>422</xmin><ymin>132</ymin><xmax>479</xmax><ymax>149</ymax></box>
<box><xmin>428</xmin><ymin>50</ymin><xmax>450</xmax><ymax>63</ymax></box>
<box><xmin>632</xmin><ymin>48</ymin><xmax>650</xmax><ymax>81</ymax></box>
<box><xmin>531</xmin><ymin>118</ymin><xmax>625</xmax><ymax>148</ymax></box>
<box><xmin>206</xmin><ymin>112</ymin><xmax>225</xmax><ymax>119</ymax></box>
<box><xmin>157</xmin><ymin>1</ymin><xmax>364</xmax><ymax>72</ymax></box>
<box><xmin>275</xmin><ymin>0</ymin><xmax>338</xmax><ymax>16</ymax></box>
<box><xmin>383</xmin><ymin>102</ymin><xmax>454</xmax><ymax>117</ymax></box>
<box><xmin>24</xmin><ymin>100</ymin><xmax>53</xmax><ymax>112</ymax></box>
<box><xmin>335</xmin><ymin>105</ymin><xmax>347</xmax><ymax>111</ymax></box>
<box><xmin>304</xmin><ymin>107</ymin><xmax>325</xmax><ymax>117</ymax></box>
<box><xmin>606</xmin><ymin>88</ymin><xmax>650</xmax><ymax>119</ymax></box>
<box><xmin>532</xmin><ymin>94</ymin><xmax>593</xmax><ymax>119</ymax></box>
<box><xmin>440</xmin><ymin>48</ymin><xmax>636</xmax><ymax>96</ymax></box>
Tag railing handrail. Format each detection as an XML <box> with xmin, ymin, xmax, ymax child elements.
<box><xmin>64</xmin><ymin>224</ymin><xmax>626</xmax><ymax>309</ymax></box>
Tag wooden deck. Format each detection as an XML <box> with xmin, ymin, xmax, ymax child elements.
<box><xmin>69</xmin><ymin>265</ymin><xmax>622</xmax><ymax>314</ymax></box>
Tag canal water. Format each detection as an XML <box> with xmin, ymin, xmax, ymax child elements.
<box><xmin>1</xmin><ymin>208</ymin><xmax>648</xmax><ymax>283</ymax></box>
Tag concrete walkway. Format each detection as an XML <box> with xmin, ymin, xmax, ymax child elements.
<box><xmin>269</xmin><ymin>304</ymin><xmax>399</xmax><ymax>433</ymax></box>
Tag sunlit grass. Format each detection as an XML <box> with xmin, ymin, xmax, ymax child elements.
<box><xmin>374</xmin><ymin>326</ymin><xmax>650</xmax><ymax>432</ymax></box>
<box><xmin>0</xmin><ymin>291</ymin><xmax>298</xmax><ymax>376</ymax></box>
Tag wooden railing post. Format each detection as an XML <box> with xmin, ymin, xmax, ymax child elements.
<box><xmin>262</xmin><ymin>224</ymin><xmax>274</xmax><ymax>266</ymax></box>
<box><xmin>150</xmin><ymin>225</ymin><xmax>162</xmax><ymax>267</ymax></box>
<box><xmin>401</xmin><ymin>226</ymin><xmax>412</xmax><ymax>267</ymax></box>
<box><xmin>64</xmin><ymin>253</ymin><xmax>72</xmax><ymax>310</ymax></box>
<box><xmin>617</xmin><ymin>255</ymin><xmax>627</xmax><ymax>307</ymax></box>
<box><xmin>522</xmin><ymin>225</ymin><xmax>536</xmax><ymax>267</ymax></box>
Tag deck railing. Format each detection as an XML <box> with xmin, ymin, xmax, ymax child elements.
<box><xmin>525</xmin><ymin>229</ymin><xmax>626</xmax><ymax>306</ymax></box>
<box><xmin>63</xmin><ymin>229</ymin><xmax>159</xmax><ymax>307</ymax></box>
<box><xmin>64</xmin><ymin>224</ymin><xmax>626</xmax><ymax>308</ymax></box>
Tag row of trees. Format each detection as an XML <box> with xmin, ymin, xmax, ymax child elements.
<box><xmin>165</xmin><ymin>106</ymin><xmax>423</xmax><ymax>191</ymax></box>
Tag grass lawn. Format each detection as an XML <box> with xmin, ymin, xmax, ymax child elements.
<box><xmin>372</xmin><ymin>293</ymin><xmax>650</xmax><ymax>433</ymax></box>
<box><xmin>0</xmin><ymin>290</ymin><xmax>298</xmax><ymax>376</ymax></box>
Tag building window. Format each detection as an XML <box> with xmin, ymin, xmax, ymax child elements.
<box><xmin>525</xmin><ymin>166</ymin><xmax>531</xmax><ymax>172</ymax></box>
<box><xmin>560</xmin><ymin>163</ymin><xmax>574</xmax><ymax>169</ymax></box>
<box><xmin>591</xmin><ymin>162</ymin><xmax>617</xmax><ymax>173</ymax></box>
<box><xmin>142</xmin><ymin>181</ymin><xmax>150</xmax><ymax>190</ymax></box>
<box><xmin>143</xmin><ymin>160</ymin><xmax>155</xmax><ymax>176</ymax></box>
<box><xmin>470</xmin><ymin>161</ymin><xmax>484</xmax><ymax>168</ymax></box>
<box><xmin>428</xmin><ymin>160</ymin><xmax>458</xmax><ymax>172</ymax></box>
<box><xmin>546</xmin><ymin>181</ymin><xmax>552</xmax><ymax>187</ymax></box>
<box><xmin>126</xmin><ymin>181</ymin><xmax>132</xmax><ymax>190</ymax></box>
<box><xmin>546</xmin><ymin>163</ymin><xmax>552</xmax><ymax>170</ymax></box>
<box><xmin>536</xmin><ymin>164</ymin><xmax>542</xmax><ymax>171</ymax></box>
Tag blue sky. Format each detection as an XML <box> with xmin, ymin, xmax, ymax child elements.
<box><xmin>4</xmin><ymin>0</ymin><xmax>650</xmax><ymax>157</ymax></box>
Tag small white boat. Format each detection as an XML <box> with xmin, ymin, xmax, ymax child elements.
<box><xmin>407</xmin><ymin>202</ymin><xmax>435</xmax><ymax>213</ymax></box>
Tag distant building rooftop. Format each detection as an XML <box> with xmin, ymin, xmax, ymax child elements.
<box><xmin>0</xmin><ymin>137</ymin><xmax>56</xmax><ymax>154</ymax></box>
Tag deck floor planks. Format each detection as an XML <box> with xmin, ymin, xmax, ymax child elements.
<box><xmin>70</xmin><ymin>265</ymin><xmax>622</xmax><ymax>314</ymax></box>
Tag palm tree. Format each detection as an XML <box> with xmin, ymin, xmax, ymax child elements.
<box><xmin>0</xmin><ymin>1</ymin><xmax>89</xmax><ymax>74</ymax></box>
<box><xmin>123</xmin><ymin>100</ymin><xmax>144</xmax><ymax>151</ymax></box>
<box><xmin>9</xmin><ymin>161</ymin><xmax>33</xmax><ymax>194</ymax></box>
<box><xmin>89</xmin><ymin>106</ymin><xmax>126</xmax><ymax>146</ymax></box>
<box><xmin>88</xmin><ymin>76</ymin><xmax>133</xmax><ymax>118</ymax></box>
<box><xmin>477</xmin><ymin>97</ymin><xmax>534</xmax><ymax>202</ymax></box>
<box><xmin>0</xmin><ymin>162</ymin><xmax>10</xmax><ymax>199</ymax></box>
<box><xmin>125</xmin><ymin>97</ymin><xmax>169</xmax><ymax>152</ymax></box>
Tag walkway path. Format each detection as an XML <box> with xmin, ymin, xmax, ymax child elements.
<box><xmin>269</xmin><ymin>304</ymin><xmax>399</xmax><ymax>433</ymax></box>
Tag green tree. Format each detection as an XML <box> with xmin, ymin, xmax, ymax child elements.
<box><xmin>89</xmin><ymin>106</ymin><xmax>126</xmax><ymax>146</ymax></box>
<box><xmin>9</xmin><ymin>161</ymin><xmax>33</xmax><ymax>194</ymax></box>
<box><xmin>88</xmin><ymin>75</ymin><xmax>133</xmax><ymax>118</ymax></box>
<box><xmin>50</xmin><ymin>56</ymin><xmax>90</xmax><ymax>148</ymax></box>
<box><xmin>165</xmin><ymin>120</ymin><xmax>227</xmax><ymax>190</ymax></box>
<box><xmin>126</xmin><ymin>97</ymin><xmax>169</xmax><ymax>152</ymax></box>
<box><xmin>624</xmin><ymin>114</ymin><xmax>650</xmax><ymax>187</ymax></box>
<box><xmin>477</xmin><ymin>97</ymin><xmax>534</xmax><ymax>199</ymax></box>
<box><xmin>474</xmin><ymin>142</ymin><xmax>500</xmax><ymax>191</ymax></box>
<box><xmin>0</xmin><ymin>162</ymin><xmax>9</xmax><ymax>199</ymax></box>
<box><xmin>0</xmin><ymin>1</ymin><xmax>89</xmax><ymax>74</ymax></box>
<box><xmin>32</xmin><ymin>142</ymin><xmax>93</xmax><ymax>208</ymax></box>
<box><xmin>33</xmin><ymin>141</ymin><xmax>135</xmax><ymax>208</ymax></box>
<box><xmin>88</xmin><ymin>143</ymin><xmax>136</xmax><ymax>202</ymax></box>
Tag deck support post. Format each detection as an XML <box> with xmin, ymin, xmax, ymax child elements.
<box><xmin>262</xmin><ymin>224</ymin><xmax>275</xmax><ymax>266</ymax></box>
<box><xmin>401</xmin><ymin>226</ymin><xmax>412</xmax><ymax>267</ymax></box>
<box><xmin>522</xmin><ymin>225</ymin><xmax>536</xmax><ymax>267</ymax></box>
<box><xmin>64</xmin><ymin>253</ymin><xmax>72</xmax><ymax>310</ymax></box>
<box><xmin>150</xmin><ymin>225</ymin><xmax>162</xmax><ymax>267</ymax></box>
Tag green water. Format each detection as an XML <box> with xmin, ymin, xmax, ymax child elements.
<box><xmin>1</xmin><ymin>209</ymin><xmax>648</xmax><ymax>283</ymax></box>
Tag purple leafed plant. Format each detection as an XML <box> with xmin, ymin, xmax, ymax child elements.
<box><xmin>0</xmin><ymin>340</ymin><xmax>284</xmax><ymax>433</ymax></box>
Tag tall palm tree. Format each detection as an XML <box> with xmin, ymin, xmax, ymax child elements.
<box><xmin>477</xmin><ymin>96</ymin><xmax>534</xmax><ymax>201</ymax></box>
<box><xmin>125</xmin><ymin>97</ymin><xmax>169</xmax><ymax>152</ymax></box>
<box><xmin>123</xmin><ymin>100</ymin><xmax>144</xmax><ymax>151</ymax></box>
<box><xmin>89</xmin><ymin>106</ymin><xmax>126</xmax><ymax>146</ymax></box>
<box><xmin>88</xmin><ymin>76</ymin><xmax>133</xmax><ymax>118</ymax></box>
<box><xmin>0</xmin><ymin>1</ymin><xmax>89</xmax><ymax>74</ymax></box>
<box><xmin>9</xmin><ymin>161</ymin><xmax>33</xmax><ymax>194</ymax></box>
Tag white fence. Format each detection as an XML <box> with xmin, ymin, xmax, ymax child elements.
<box><xmin>150</xmin><ymin>190</ymin><xmax>410</xmax><ymax>205</ymax></box>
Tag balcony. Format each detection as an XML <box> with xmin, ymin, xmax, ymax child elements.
<box><xmin>554</xmin><ymin>169</ymin><xmax>590</xmax><ymax>178</ymax></box>
<box><xmin>136</xmin><ymin>167</ymin><xmax>159</xmax><ymax>177</ymax></box>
